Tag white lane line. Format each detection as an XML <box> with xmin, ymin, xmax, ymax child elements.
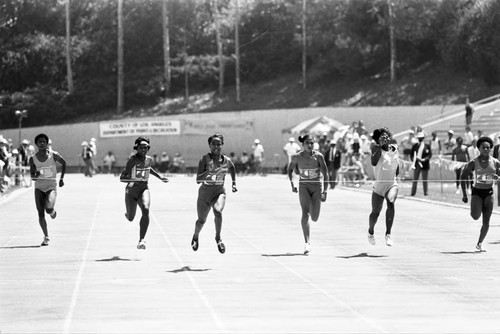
<box><xmin>312</xmin><ymin>217</ymin><xmax>499</xmax><ymax>314</ymax></box>
<box><xmin>228</xmin><ymin>228</ymin><xmax>388</xmax><ymax>334</ymax></box>
<box><xmin>152</xmin><ymin>213</ymin><xmax>226</xmax><ymax>332</ymax></box>
<box><xmin>62</xmin><ymin>193</ymin><xmax>101</xmax><ymax>333</ymax></box>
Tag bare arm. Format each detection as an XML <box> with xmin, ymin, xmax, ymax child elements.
<box><xmin>460</xmin><ymin>160</ymin><xmax>475</xmax><ymax>202</ymax></box>
<box><xmin>371</xmin><ymin>144</ymin><xmax>382</xmax><ymax>166</ymax></box>
<box><xmin>195</xmin><ymin>157</ymin><xmax>207</xmax><ymax>184</ymax></box>
<box><xmin>228</xmin><ymin>158</ymin><xmax>237</xmax><ymax>192</ymax></box>
<box><xmin>150</xmin><ymin>167</ymin><xmax>169</xmax><ymax>183</ymax></box>
<box><xmin>120</xmin><ymin>158</ymin><xmax>135</xmax><ymax>183</ymax></box>
<box><xmin>317</xmin><ymin>152</ymin><xmax>329</xmax><ymax>191</ymax></box>
<box><xmin>288</xmin><ymin>155</ymin><xmax>298</xmax><ymax>192</ymax></box>
<box><xmin>53</xmin><ymin>152</ymin><xmax>67</xmax><ymax>187</ymax></box>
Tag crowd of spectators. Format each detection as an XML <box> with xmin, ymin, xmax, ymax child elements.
<box><xmin>0</xmin><ymin>134</ymin><xmax>35</xmax><ymax>193</ymax></box>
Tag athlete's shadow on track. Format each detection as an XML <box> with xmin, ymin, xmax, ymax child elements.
<box><xmin>337</xmin><ymin>252</ymin><xmax>387</xmax><ymax>259</ymax></box>
<box><xmin>261</xmin><ymin>253</ymin><xmax>306</xmax><ymax>257</ymax></box>
<box><xmin>0</xmin><ymin>245</ymin><xmax>41</xmax><ymax>249</ymax></box>
<box><xmin>95</xmin><ymin>256</ymin><xmax>140</xmax><ymax>262</ymax></box>
<box><xmin>441</xmin><ymin>251</ymin><xmax>481</xmax><ymax>254</ymax></box>
<box><xmin>167</xmin><ymin>266</ymin><xmax>211</xmax><ymax>273</ymax></box>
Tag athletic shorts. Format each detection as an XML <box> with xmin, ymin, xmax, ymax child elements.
<box><xmin>373</xmin><ymin>181</ymin><xmax>397</xmax><ymax>198</ymax></box>
<box><xmin>198</xmin><ymin>184</ymin><xmax>226</xmax><ymax>206</ymax></box>
<box><xmin>471</xmin><ymin>187</ymin><xmax>493</xmax><ymax>200</ymax></box>
<box><xmin>125</xmin><ymin>183</ymin><xmax>148</xmax><ymax>201</ymax></box>
<box><xmin>299</xmin><ymin>181</ymin><xmax>322</xmax><ymax>201</ymax></box>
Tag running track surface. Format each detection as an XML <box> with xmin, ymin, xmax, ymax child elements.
<box><xmin>1</xmin><ymin>174</ymin><xmax>500</xmax><ymax>334</ymax></box>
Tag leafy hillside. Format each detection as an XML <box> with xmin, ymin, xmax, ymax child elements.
<box><xmin>75</xmin><ymin>62</ymin><xmax>499</xmax><ymax>123</ymax></box>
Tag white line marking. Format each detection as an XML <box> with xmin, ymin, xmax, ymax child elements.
<box><xmin>62</xmin><ymin>193</ymin><xmax>101</xmax><ymax>333</ymax></box>
<box><xmin>228</xmin><ymin>228</ymin><xmax>388</xmax><ymax>334</ymax></box>
<box><xmin>152</xmin><ymin>213</ymin><xmax>226</xmax><ymax>332</ymax></box>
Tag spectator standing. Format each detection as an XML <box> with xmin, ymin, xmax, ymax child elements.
<box><xmin>430</xmin><ymin>131</ymin><xmax>442</xmax><ymax>156</ymax></box>
<box><xmin>103</xmin><ymin>151</ymin><xmax>116</xmax><ymax>174</ymax></box>
<box><xmin>410</xmin><ymin>132</ymin><xmax>432</xmax><ymax>196</ymax></box>
<box><xmin>324</xmin><ymin>140</ymin><xmax>342</xmax><ymax>190</ymax></box>
<box><xmin>159</xmin><ymin>152</ymin><xmax>170</xmax><ymax>173</ymax></box>
<box><xmin>283</xmin><ymin>137</ymin><xmax>301</xmax><ymax>165</ymax></box>
<box><xmin>451</xmin><ymin>137</ymin><xmax>470</xmax><ymax>194</ymax></box>
<box><xmin>443</xmin><ymin>130</ymin><xmax>456</xmax><ymax>156</ymax></box>
<box><xmin>463</xmin><ymin>126</ymin><xmax>474</xmax><ymax>147</ymax></box>
<box><xmin>239</xmin><ymin>151</ymin><xmax>250</xmax><ymax>175</ymax></box>
<box><xmin>81</xmin><ymin>141</ymin><xmax>93</xmax><ymax>177</ymax></box>
<box><xmin>252</xmin><ymin>139</ymin><xmax>265</xmax><ymax>175</ymax></box>
<box><xmin>465</xmin><ymin>97</ymin><xmax>474</xmax><ymax>126</ymax></box>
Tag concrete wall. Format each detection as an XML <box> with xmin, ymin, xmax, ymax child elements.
<box><xmin>1</xmin><ymin>106</ymin><xmax>452</xmax><ymax>169</ymax></box>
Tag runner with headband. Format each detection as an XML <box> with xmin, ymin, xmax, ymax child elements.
<box><xmin>460</xmin><ymin>136</ymin><xmax>500</xmax><ymax>252</ymax></box>
<box><xmin>191</xmin><ymin>134</ymin><xmax>237</xmax><ymax>254</ymax></box>
<box><xmin>29</xmin><ymin>133</ymin><xmax>66</xmax><ymax>246</ymax></box>
<box><xmin>367</xmin><ymin>127</ymin><xmax>399</xmax><ymax>246</ymax></box>
<box><xmin>120</xmin><ymin>136</ymin><xmax>169</xmax><ymax>250</ymax></box>
<box><xmin>288</xmin><ymin>134</ymin><xmax>328</xmax><ymax>255</ymax></box>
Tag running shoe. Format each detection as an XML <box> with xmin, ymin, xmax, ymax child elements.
<box><xmin>191</xmin><ymin>236</ymin><xmax>199</xmax><ymax>251</ymax></box>
<box><xmin>41</xmin><ymin>237</ymin><xmax>50</xmax><ymax>246</ymax></box>
<box><xmin>216</xmin><ymin>239</ymin><xmax>225</xmax><ymax>254</ymax></box>
<box><xmin>455</xmin><ymin>189</ymin><xmax>460</xmax><ymax>195</ymax></box>
<box><xmin>385</xmin><ymin>234</ymin><xmax>393</xmax><ymax>246</ymax></box>
<box><xmin>137</xmin><ymin>240</ymin><xmax>146</xmax><ymax>250</ymax></box>
<box><xmin>476</xmin><ymin>243</ymin><xmax>486</xmax><ymax>252</ymax></box>
<box><xmin>49</xmin><ymin>210</ymin><xmax>57</xmax><ymax>219</ymax></box>
<box><xmin>304</xmin><ymin>243</ymin><xmax>311</xmax><ymax>255</ymax></box>
<box><xmin>367</xmin><ymin>232</ymin><xmax>376</xmax><ymax>245</ymax></box>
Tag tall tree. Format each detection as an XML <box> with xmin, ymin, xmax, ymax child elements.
<box><xmin>213</xmin><ymin>0</ymin><xmax>224</xmax><ymax>95</ymax></box>
<box><xmin>162</xmin><ymin>0</ymin><xmax>171</xmax><ymax>95</ymax></box>
<box><xmin>117</xmin><ymin>0</ymin><xmax>124</xmax><ymax>113</ymax></box>
<box><xmin>387</xmin><ymin>0</ymin><xmax>396</xmax><ymax>82</ymax></box>
<box><xmin>65</xmin><ymin>0</ymin><xmax>74</xmax><ymax>94</ymax></box>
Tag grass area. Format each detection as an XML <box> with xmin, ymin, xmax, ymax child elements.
<box><xmin>73</xmin><ymin>62</ymin><xmax>500</xmax><ymax>123</ymax></box>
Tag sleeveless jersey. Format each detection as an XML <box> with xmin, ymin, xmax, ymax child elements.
<box><xmin>296</xmin><ymin>151</ymin><xmax>321</xmax><ymax>181</ymax></box>
<box><xmin>201</xmin><ymin>154</ymin><xmax>231</xmax><ymax>186</ymax></box>
<box><xmin>473</xmin><ymin>157</ymin><xmax>499</xmax><ymax>189</ymax></box>
<box><xmin>373</xmin><ymin>145</ymin><xmax>399</xmax><ymax>183</ymax></box>
<box><xmin>33</xmin><ymin>151</ymin><xmax>57</xmax><ymax>192</ymax></box>
<box><xmin>126</xmin><ymin>155</ymin><xmax>153</xmax><ymax>186</ymax></box>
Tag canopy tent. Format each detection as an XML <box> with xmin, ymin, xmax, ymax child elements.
<box><xmin>282</xmin><ymin>116</ymin><xmax>344</xmax><ymax>135</ymax></box>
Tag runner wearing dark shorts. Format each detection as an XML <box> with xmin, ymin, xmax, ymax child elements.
<box><xmin>460</xmin><ymin>136</ymin><xmax>500</xmax><ymax>252</ymax></box>
<box><xmin>120</xmin><ymin>137</ymin><xmax>168</xmax><ymax>250</ymax></box>
<box><xmin>191</xmin><ymin>134</ymin><xmax>237</xmax><ymax>254</ymax></box>
<box><xmin>288</xmin><ymin>134</ymin><xmax>328</xmax><ymax>255</ymax></box>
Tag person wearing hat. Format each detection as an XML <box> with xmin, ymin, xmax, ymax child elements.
<box><xmin>252</xmin><ymin>139</ymin><xmax>265</xmax><ymax>175</ymax></box>
<box><xmin>29</xmin><ymin>133</ymin><xmax>67</xmax><ymax>246</ymax></box>
<box><xmin>410</xmin><ymin>131</ymin><xmax>432</xmax><ymax>196</ymax></box>
<box><xmin>283</xmin><ymin>137</ymin><xmax>301</xmax><ymax>166</ymax></box>
<box><xmin>443</xmin><ymin>130</ymin><xmax>456</xmax><ymax>156</ymax></box>
<box><xmin>120</xmin><ymin>136</ymin><xmax>169</xmax><ymax>250</ymax></box>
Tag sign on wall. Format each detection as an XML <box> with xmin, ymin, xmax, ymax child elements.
<box><xmin>99</xmin><ymin>120</ymin><xmax>181</xmax><ymax>138</ymax></box>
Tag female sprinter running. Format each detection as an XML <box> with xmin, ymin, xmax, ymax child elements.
<box><xmin>120</xmin><ymin>136</ymin><xmax>169</xmax><ymax>250</ymax></box>
<box><xmin>460</xmin><ymin>136</ymin><xmax>500</xmax><ymax>252</ymax></box>
<box><xmin>191</xmin><ymin>134</ymin><xmax>237</xmax><ymax>254</ymax></box>
<box><xmin>29</xmin><ymin>133</ymin><xmax>67</xmax><ymax>246</ymax></box>
<box><xmin>288</xmin><ymin>134</ymin><xmax>328</xmax><ymax>255</ymax></box>
<box><xmin>368</xmin><ymin>127</ymin><xmax>399</xmax><ymax>246</ymax></box>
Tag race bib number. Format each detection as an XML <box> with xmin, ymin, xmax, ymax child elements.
<box><xmin>476</xmin><ymin>173</ymin><xmax>498</xmax><ymax>184</ymax></box>
<box><xmin>39</xmin><ymin>167</ymin><xmax>54</xmax><ymax>178</ymax></box>
<box><xmin>299</xmin><ymin>168</ymin><xmax>319</xmax><ymax>180</ymax></box>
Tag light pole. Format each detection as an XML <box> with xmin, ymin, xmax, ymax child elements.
<box><xmin>14</xmin><ymin>110</ymin><xmax>28</xmax><ymax>147</ymax></box>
